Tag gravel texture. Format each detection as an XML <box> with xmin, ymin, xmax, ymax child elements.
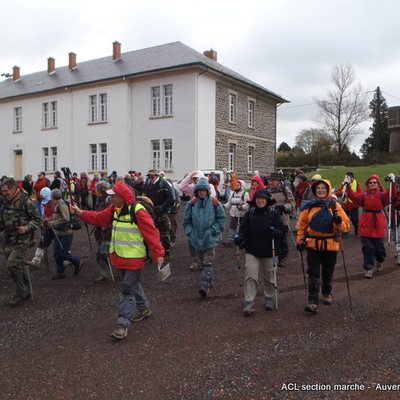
<box><xmin>1</xmin><ymin>208</ymin><xmax>400</xmax><ymax>399</ymax></box>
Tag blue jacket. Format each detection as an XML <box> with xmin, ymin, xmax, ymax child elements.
<box><xmin>183</xmin><ymin>178</ymin><xmax>226</xmax><ymax>251</ymax></box>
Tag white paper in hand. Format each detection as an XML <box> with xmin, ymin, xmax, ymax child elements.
<box><xmin>158</xmin><ymin>263</ymin><xmax>171</xmax><ymax>281</ymax></box>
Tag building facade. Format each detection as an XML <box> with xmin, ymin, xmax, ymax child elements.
<box><xmin>0</xmin><ymin>42</ymin><xmax>287</xmax><ymax>180</ymax></box>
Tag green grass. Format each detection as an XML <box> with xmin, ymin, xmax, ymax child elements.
<box><xmin>307</xmin><ymin>163</ymin><xmax>400</xmax><ymax>191</ymax></box>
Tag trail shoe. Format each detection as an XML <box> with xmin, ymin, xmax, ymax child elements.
<box><xmin>26</xmin><ymin>257</ymin><xmax>41</xmax><ymax>269</ymax></box>
<box><xmin>110</xmin><ymin>327</ymin><xmax>127</xmax><ymax>340</ymax></box>
<box><xmin>52</xmin><ymin>272</ymin><xmax>66</xmax><ymax>280</ymax></box>
<box><xmin>94</xmin><ymin>275</ymin><xmax>110</xmax><ymax>284</ymax></box>
<box><xmin>364</xmin><ymin>269</ymin><xmax>373</xmax><ymax>279</ymax></box>
<box><xmin>189</xmin><ymin>263</ymin><xmax>201</xmax><ymax>272</ymax></box>
<box><xmin>278</xmin><ymin>257</ymin><xmax>287</xmax><ymax>267</ymax></box>
<box><xmin>305</xmin><ymin>303</ymin><xmax>318</xmax><ymax>313</ymax></box>
<box><xmin>8</xmin><ymin>292</ymin><xmax>31</xmax><ymax>307</ymax></box>
<box><xmin>323</xmin><ymin>295</ymin><xmax>333</xmax><ymax>305</ymax></box>
<box><xmin>131</xmin><ymin>308</ymin><xmax>152</xmax><ymax>322</ymax></box>
<box><xmin>376</xmin><ymin>262</ymin><xmax>383</xmax><ymax>271</ymax></box>
<box><xmin>199</xmin><ymin>286</ymin><xmax>209</xmax><ymax>298</ymax></box>
<box><xmin>265</xmin><ymin>297</ymin><xmax>274</xmax><ymax>310</ymax></box>
<box><xmin>74</xmin><ymin>261</ymin><xmax>84</xmax><ymax>275</ymax></box>
<box><xmin>243</xmin><ymin>301</ymin><xmax>254</xmax><ymax>316</ymax></box>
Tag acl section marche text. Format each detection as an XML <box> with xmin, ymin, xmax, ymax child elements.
<box><xmin>281</xmin><ymin>383</ymin><xmax>400</xmax><ymax>391</ymax></box>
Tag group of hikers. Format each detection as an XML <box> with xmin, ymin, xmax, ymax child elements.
<box><xmin>0</xmin><ymin>167</ymin><xmax>399</xmax><ymax>340</ymax></box>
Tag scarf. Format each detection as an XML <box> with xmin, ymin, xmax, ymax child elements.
<box><xmin>299</xmin><ymin>198</ymin><xmax>334</xmax><ymax>234</ymax></box>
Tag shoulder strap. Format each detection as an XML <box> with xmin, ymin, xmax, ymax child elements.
<box><xmin>191</xmin><ymin>196</ymin><xmax>218</xmax><ymax>208</ymax></box>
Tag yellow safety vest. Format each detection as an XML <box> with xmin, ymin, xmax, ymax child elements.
<box><xmin>343</xmin><ymin>180</ymin><xmax>358</xmax><ymax>204</ymax></box>
<box><xmin>110</xmin><ymin>203</ymin><xmax>147</xmax><ymax>259</ymax></box>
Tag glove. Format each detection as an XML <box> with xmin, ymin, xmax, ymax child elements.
<box><xmin>43</xmin><ymin>219</ymin><xmax>49</xmax><ymax>228</ymax></box>
<box><xmin>234</xmin><ymin>235</ymin><xmax>245</xmax><ymax>249</ymax></box>
<box><xmin>344</xmin><ymin>175</ymin><xmax>351</xmax><ymax>186</ymax></box>
<box><xmin>277</xmin><ymin>205</ymin><xmax>286</xmax><ymax>213</ymax></box>
<box><xmin>270</xmin><ymin>227</ymin><xmax>280</xmax><ymax>237</ymax></box>
<box><xmin>388</xmin><ymin>173</ymin><xmax>395</xmax><ymax>182</ymax></box>
<box><xmin>334</xmin><ymin>215</ymin><xmax>342</xmax><ymax>224</ymax></box>
<box><xmin>296</xmin><ymin>241</ymin><xmax>306</xmax><ymax>252</ymax></box>
<box><xmin>154</xmin><ymin>205</ymin><xmax>164</xmax><ymax>215</ymax></box>
<box><xmin>237</xmin><ymin>205</ymin><xmax>243</xmax><ymax>211</ymax></box>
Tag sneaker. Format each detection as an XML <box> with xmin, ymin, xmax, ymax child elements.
<box><xmin>94</xmin><ymin>275</ymin><xmax>110</xmax><ymax>284</ymax></box>
<box><xmin>131</xmin><ymin>308</ymin><xmax>152</xmax><ymax>322</ymax></box>
<box><xmin>189</xmin><ymin>262</ymin><xmax>201</xmax><ymax>272</ymax></box>
<box><xmin>376</xmin><ymin>262</ymin><xmax>383</xmax><ymax>271</ymax></box>
<box><xmin>74</xmin><ymin>261</ymin><xmax>84</xmax><ymax>275</ymax></box>
<box><xmin>265</xmin><ymin>297</ymin><xmax>274</xmax><ymax>310</ymax></box>
<box><xmin>110</xmin><ymin>327</ymin><xmax>127</xmax><ymax>340</ymax></box>
<box><xmin>243</xmin><ymin>301</ymin><xmax>254</xmax><ymax>316</ymax></box>
<box><xmin>52</xmin><ymin>272</ymin><xmax>66</xmax><ymax>280</ymax></box>
<box><xmin>26</xmin><ymin>257</ymin><xmax>41</xmax><ymax>269</ymax></box>
<box><xmin>323</xmin><ymin>295</ymin><xmax>333</xmax><ymax>305</ymax></box>
<box><xmin>364</xmin><ymin>269</ymin><xmax>373</xmax><ymax>279</ymax></box>
<box><xmin>304</xmin><ymin>303</ymin><xmax>318</xmax><ymax>313</ymax></box>
<box><xmin>8</xmin><ymin>292</ymin><xmax>31</xmax><ymax>307</ymax></box>
<box><xmin>199</xmin><ymin>286</ymin><xmax>209</xmax><ymax>298</ymax></box>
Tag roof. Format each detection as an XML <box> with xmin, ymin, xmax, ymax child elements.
<box><xmin>0</xmin><ymin>41</ymin><xmax>288</xmax><ymax>103</ymax></box>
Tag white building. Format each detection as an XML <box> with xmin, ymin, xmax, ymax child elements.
<box><xmin>0</xmin><ymin>41</ymin><xmax>288</xmax><ymax>180</ymax></box>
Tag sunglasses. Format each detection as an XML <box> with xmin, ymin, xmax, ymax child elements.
<box><xmin>368</xmin><ymin>181</ymin><xmax>378</xmax><ymax>184</ymax></box>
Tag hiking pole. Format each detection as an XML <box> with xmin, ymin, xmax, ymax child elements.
<box><xmin>271</xmin><ymin>236</ymin><xmax>279</xmax><ymax>310</ymax></box>
<box><xmin>235</xmin><ymin>217</ymin><xmax>242</xmax><ymax>289</ymax></box>
<box><xmin>299</xmin><ymin>248</ymin><xmax>307</xmax><ymax>291</ymax></box>
<box><xmin>106</xmin><ymin>256</ymin><xmax>115</xmax><ymax>282</ymax></box>
<box><xmin>388</xmin><ymin>179</ymin><xmax>393</xmax><ymax>245</ymax></box>
<box><xmin>25</xmin><ymin>264</ymin><xmax>34</xmax><ymax>300</ymax></box>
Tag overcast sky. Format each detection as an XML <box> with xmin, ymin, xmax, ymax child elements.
<box><xmin>2</xmin><ymin>0</ymin><xmax>400</xmax><ymax>153</ymax></box>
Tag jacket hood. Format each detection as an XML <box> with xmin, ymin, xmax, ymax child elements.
<box><xmin>41</xmin><ymin>187</ymin><xmax>52</xmax><ymax>204</ymax></box>
<box><xmin>237</xmin><ymin>180</ymin><xmax>246</xmax><ymax>190</ymax></box>
<box><xmin>311</xmin><ymin>179</ymin><xmax>332</xmax><ymax>200</ymax></box>
<box><xmin>365</xmin><ymin>175</ymin><xmax>381</xmax><ymax>188</ymax></box>
<box><xmin>194</xmin><ymin>177</ymin><xmax>211</xmax><ymax>197</ymax></box>
<box><xmin>251</xmin><ymin>175</ymin><xmax>266</xmax><ymax>187</ymax></box>
<box><xmin>112</xmin><ymin>181</ymin><xmax>136</xmax><ymax>205</ymax></box>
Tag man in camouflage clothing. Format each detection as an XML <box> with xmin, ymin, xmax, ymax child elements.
<box><xmin>0</xmin><ymin>178</ymin><xmax>42</xmax><ymax>306</ymax></box>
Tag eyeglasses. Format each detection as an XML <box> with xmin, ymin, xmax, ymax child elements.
<box><xmin>368</xmin><ymin>181</ymin><xmax>378</xmax><ymax>185</ymax></box>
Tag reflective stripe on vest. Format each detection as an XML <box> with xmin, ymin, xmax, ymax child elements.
<box><xmin>110</xmin><ymin>203</ymin><xmax>147</xmax><ymax>258</ymax></box>
<box><xmin>343</xmin><ymin>180</ymin><xmax>358</xmax><ymax>204</ymax></box>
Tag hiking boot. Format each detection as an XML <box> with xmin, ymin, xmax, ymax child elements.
<box><xmin>189</xmin><ymin>262</ymin><xmax>201</xmax><ymax>272</ymax></box>
<box><xmin>278</xmin><ymin>257</ymin><xmax>287</xmax><ymax>268</ymax></box>
<box><xmin>131</xmin><ymin>308</ymin><xmax>152</xmax><ymax>322</ymax></box>
<box><xmin>364</xmin><ymin>269</ymin><xmax>373</xmax><ymax>279</ymax></box>
<box><xmin>8</xmin><ymin>292</ymin><xmax>31</xmax><ymax>307</ymax></box>
<box><xmin>94</xmin><ymin>275</ymin><xmax>110</xmax><ymax>284</ymax></box>
<box><xmin>304</xmin><ymin>303</ymin><xmax>318</xmax><ymax>313</ymax></box>
<box><xmin>323</xmin><ymin>295</ymin><xmax>333</xmax><ymax>305</ymax></box>
<box><xmin>243</xmin><ymin>301</ymin><xmax>254</xmax><ymax>316</ymax></box>
<box><xmin>74</xmin><ymin>261</ymin><xmax>84</xmax><ymax>275</ymax></box>
<box><xmin>26</xmin><ymin>257</ymin><xmax>41</xmax><ymax>269</ymax></box>
<box><xmin>265</xmin><ymin>297</ymin><xmax>274</xmax><ymax>310</ymax></box>
<box><xmin>199</xmin><ymin>286</ymin><xmax>209</xmax><ymax>298</ymax></box>
<box><xmin>52</xmin><ymin>272</ymin><xmax>66</xmax><ymax>280</ymax></box>
<box><xmin>376</xmin><ymin>262</ymin><xmax>383</xmax><ymax>271</ymax></box>
<box><xmin>110</xmin><ymin>326</ymin><xmax>127</xmax><ymax>340</ymax></box>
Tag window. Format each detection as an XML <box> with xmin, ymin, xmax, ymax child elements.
<box><xmin>42</xmin><ymin>101</ymin><xmax>57</xmax><ymax>128</ymax></box>
<box><xmin>151</xmin><ymin>85</ymin><xmax>173</xmax><ymax>117</ymax></box>
<box><xmin>151</xmin><ymin>139</ymin><xmax>173</xmax><ymax>170</ymax></box>
<box><xmin>89</xmin><ymin>93</ymin><xmax>107</xmax><ymax>123</ymax></box>
<box><xmin>228</xmin><ymin>143</ymin><xmax>236</xmax><ymax>171</ymax></box>
<box><xmin>247</xmin><ymin>146</ymin><xmax>254</xmax><ymax>173</ymax></box>
<box><xmin>248</xmin><ymin>100</ymin><xmax>255</xmax><ymax>128</ymax></box>
<box><xmin>14</xmin><ymin>107</ymin><xmax>22</xmax><ymax>132</ymax></box>
<box><xmin>229</xmin><ymin>94</ymin><xmax>236</xmax><ymax>123</ymax></box>
<box><xmin>90</xmin><ymin>143</ymin><xmax>108</xmax><ymax>171</ymax></box>
<box><xmin>42</xmin><ymin>147</ymin><xmax>57</xmax><ymax>172</ymax></box>
<box><xmin>151</xmin><ymin>140</ymin><xmax>161</xmax><ymax>169</ymax></box>
<box><xmin>164</xmin><ymin>139</ymin><xmax>173</xmax><ymax>169</ymax></box>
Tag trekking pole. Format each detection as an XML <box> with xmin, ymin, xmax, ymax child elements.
<box><xmin>236</xmin><ymin>216</ymin><xmax>242</xmax><ymax>289</ymax></box>
<box><xmin>271</xmin><ymin>236</ymin><xmax>279</xmax><ymax>310</ymax></box>
<box><xmin>25</xmin><ymin>264</ymin><xmax>34</xmax><ymax>300</ymax></box>
<box><xmin>299</xmin><ymin>248</ymin><xmax>307</xmax><ymax>291</ymax></box>
<box><xmin>337</xmin><ymin>230</ymin><xmax>353</xmax><ymax>311</ymax></box>
<box><xmin>388</xmin><ymin>180</ymin><xmax>392</xmax><ymax>245</ymax></box>
<box><xmin>107</xmin><ymin>256</ymin><xmax>115</xmax><ymax>282</ymax></box>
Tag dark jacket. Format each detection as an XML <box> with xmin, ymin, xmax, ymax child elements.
<box><xmin>145</xmin><ymin>177</ymin><xmax>174</xmax><ymax>215</ymax></box>
<box><xmin>94</xmin><ymin>195</ymin><xmax>112</xmax><ymax>243</ymax></box>
<box><xmin>239</xmin><ymin>206</ymin><xmax>285</xmax><ymax>258</ymax></box>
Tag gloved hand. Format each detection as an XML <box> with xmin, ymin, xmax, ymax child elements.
<box><xmin>276</xmin><ymin>205</ymin><xmax>287</xmax><ymax>213</ymax></box>
<box><xmin>388</xmin><ymin>173</ymin><xmax>395</xmax><ymax>182</ymax></box>
<box><xmin>270</xmin><ymin>227</ymin><xmax>280</xmax><ymax>237</ymax></box>
<box><xmin>234</xmin><ymin>235</ymin><xmax>245</xmax><ymax>249</ymax></box>
<box><xmin>334</xmin><ymin>215</ymin><xmax>342</xmax><ymax>224</ymax></box>
<box><xmin>296</xmin><ymin>241</ymin><xmax>306</xmax><ymax>252</ymax></box>
<box><xmin>237</xmin><ymin>205</ymin><xmax>243</xmax><ymax>211</ymax></box>
<box><xmin>344</xmin><ymin>175</ymin><xmax>351</xmax><ymax>186</ymax></box>
<box><xmin>154</xmin><ymin>205</ymin><xmax>164</xmax><ymax>215</ymax></box>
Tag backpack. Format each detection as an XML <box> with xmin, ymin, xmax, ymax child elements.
<box><xmin>60</xmin><ymin>178</ymin><xmax>68</xmax><ymax>193</ymax></box>
<box><xmin>210</xmin><ymin>175</ymin><xmax>219</xmax><ymax>186</ymax></box>
<box><xmin>130</xmin><ymin>196</ymin><xmax>157</xmax><ymax>226</ymax></box>
<box><xmin>190</xmin><ymin>196</ymin><xmax>219</xmax><ymax>209</ymax></box>
<box><xmin>64</xmin><ymin>201</ymin><xmax>82</xmax><ymax>230</ymax></box>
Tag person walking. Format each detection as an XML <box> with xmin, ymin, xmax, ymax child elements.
<box><xmin>77</xmin><ymin>172</ymin><xmax>90</xmax><ymax>210</ymax></box>
<box><xmin>0</xmin><ymin>178</ymin><xmax>42</xmax><ymax>306</ymax></box>
<box><xmin>336</xmin><ymin>172</ymin><xmax>363</xmax><ymax>235</ymax></box>
<box><xmin>71</xmin><ymin>181</ymin><xmax>164</xmax><ymax>340</ymax></box>
<box><xmin>297</xmin><ymin>179</ymin><xmax>349</xmax><ymax>313</ymax></box>
<box><xmin>234</xmin><ymin>189</ymin><xmax>285</xmax><ymax>315</ymax></box>
<box><xmin>45</xmin><ymin>189</ymin><xmax>83</xmax><ymax>280</ymax></box>
<box><xmin>22</xmin><ymin>174</ymin><xmax>34</xmax><ymax>198</ymax></box>
<box><xmin>345</xmin><ymin>174</ymin><xmax>396</xmax><ymax>278</ymax></box>
<box><xmin>182</xmin><ymin>177</ymin><xmax>226</xmax><ymax>298</ymax></box>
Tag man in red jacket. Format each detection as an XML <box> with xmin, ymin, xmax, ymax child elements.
<box><xmin>72</xmin><ymin>181</ymin><xmax>164</xmax><ymax>340</ymax></box>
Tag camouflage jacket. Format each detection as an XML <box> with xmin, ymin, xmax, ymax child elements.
<box><xmin>0</xmin><ymin>191</ymin><xmax>42</xmax><ymax>250</ymax></box>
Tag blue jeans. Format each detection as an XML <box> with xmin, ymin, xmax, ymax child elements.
<box><xmin>117</xmin><ymin>269</ymin><xmax>149</xmax><ymax>330</ymax></box>
<box><xmin>361</xmin><ymin>236</ymin><xmax>386</xmax><ymax>271</ymax></box>
<box><xmin>53</xmin><ymin>234</ymin><xmax>81</xmax><ymax>273</ymax></box>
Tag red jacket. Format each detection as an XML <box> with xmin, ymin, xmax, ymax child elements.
<box><xmin>295</xmin><ymin>180</ymin><xmax>310</xmax><ymax>208</ymax></box>
<box><xmin>33</xmin><ymin>177</ymin><xmax>48</xmax><ymax>199</ymax></box>
<box><xmin>346</xmin><ymin>175</ymin><xmax>397</xmax><ymax>238</ymax></box>
<box><xmin>336</xmin><ymin>180</ymin><xmax>363</xmax><ymax>211</ymax></box>
<box><xmin>80</xmin><ymin>181</ymin><xmax>164</xmax><ymax>269</ymax></box>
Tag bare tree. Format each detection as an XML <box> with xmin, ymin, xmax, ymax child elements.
<box><xmin>314</xmin><ymin>64</ymin><xmax>368</xmax><ymax>153</ymax></box>
<box><xmin>294</xmin><ymin>128</ymin><xmax>333</xmax><ymax>155</ymax></box>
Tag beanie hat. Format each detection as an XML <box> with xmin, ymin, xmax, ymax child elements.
<box><xmin>51</xmin><ymin>189</ymin><xmax>63</xmax><ymax>200</ymax></box>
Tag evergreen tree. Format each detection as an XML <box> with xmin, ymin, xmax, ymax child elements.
<box><xmin>277</xmin><ymin>142</ymin><xmax>291</xmax><ymax>153</ymax></box>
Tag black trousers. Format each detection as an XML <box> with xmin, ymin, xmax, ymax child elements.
<box><xmin>306</xmin><ymin>248</ymin><xmax>337</xmax><ymax>304</ymax></box>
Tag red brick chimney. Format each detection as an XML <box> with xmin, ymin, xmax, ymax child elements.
<box><xmin>203</xmin><ymin>49</ymin><xmax>217</xmax><ymax>62</ymax></box>
<box><xmin>113</xmin><ymin>41</ymin><xmax>121</xmax><ymax>61</ymax></box>
<box><xmin>47</xmin><ymin>57</ymin><xmax>55</xmax><ymax>74</ymax></box>
<box><xmin>69</xmin><ymin>52</ymin><xmax>77</xmax><ymax>70</ymax></box>
<box><xmin>13</xmin><ymin>66</ymin><xmax>20</xmax><ymax>81</ymax></box>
